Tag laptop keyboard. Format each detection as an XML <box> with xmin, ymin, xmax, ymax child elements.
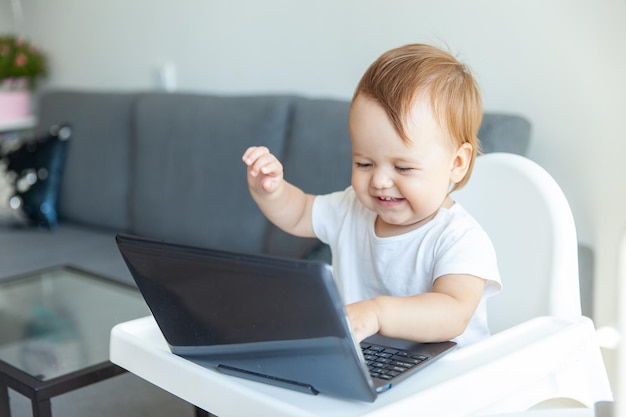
<box><xmin>360</xmin><ymin>342</ymin><xmax>430</xmax><ymax>381</ymax></box>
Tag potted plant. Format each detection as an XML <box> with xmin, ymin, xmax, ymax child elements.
<box><xmin>0</xmin><ymin>35</ymin><xmax>48</xmax><ymax>123</ymax></box>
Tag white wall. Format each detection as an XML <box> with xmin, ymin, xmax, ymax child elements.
<box><xmin>11</xmin><ymin>0</ymin><xmax>626</xmax><ymax>389</ymax></box>
<box><xmin>0</xmin><ymin>2</ymin><xmax>13</xmax><ymax>32</ymax></box>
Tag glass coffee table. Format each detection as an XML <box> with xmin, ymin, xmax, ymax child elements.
<box><xmin>0</xmin><ymin>266</ymin><xmax>151</xmax><ymax>417</ymax></box>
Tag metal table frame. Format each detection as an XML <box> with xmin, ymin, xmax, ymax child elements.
<box><xmin>0</xmin><ymin>358</ymin><xmax>126</xmax><ymax>417</ymax></box>
<box><xmin>0</xmin><ymin>266</ymin><xmax>152</xmax><ymax>417</ymax></box>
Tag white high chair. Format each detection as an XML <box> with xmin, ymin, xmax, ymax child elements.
<box><xmin>454</xmin><ymin>152</ymin><xmax>582</xmax><ymax>333</ymax></box>
<box><xmin>453</xmin><ymin>152</ymin><xmax>611</xmax><ymax>412</ymax></box>
<box><xmin>110</xmin><ymin>153</ymin><xmax>612</xmax><ymax>417</ymax></box>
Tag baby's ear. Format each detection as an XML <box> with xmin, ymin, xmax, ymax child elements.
<box><xmin>450</xmin><ymin>143</ymin><xmax>473</xmax><ymax>184</ymax></box>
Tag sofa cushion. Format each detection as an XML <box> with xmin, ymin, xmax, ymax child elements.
<box><xmin>0</xmin><ymin>223</ymin><xmax>131</xmax><ymax>285</ymax></box>
<box><xmin>36</xmin><ymin>92</ymin><xmax>136</xmax><ymax>231</ymax></box>
<box><xmin>130</xmin><ymin>93</ymin><xmax>292</xmax><ymax>253</ymax></box>
<box><xmin>264</xmin><ymin>97</ymin><xmax>353</xmax><ymax>258</ymax></box>
<box><xmin>478</xmin><ymin>113</ymin><xmax>531</xmax><ymax>155</ymax></box>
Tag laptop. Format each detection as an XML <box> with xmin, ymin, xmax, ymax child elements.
<box><xmin>116</xmin><ymin>233</ymin><xmax>456</xmax><ymax>402</ymax></box>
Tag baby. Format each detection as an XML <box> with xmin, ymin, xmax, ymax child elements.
<box><xmin>243</xmin><ymin>44</ymin><xmax>501</xmax><ymax>347</ymax></box>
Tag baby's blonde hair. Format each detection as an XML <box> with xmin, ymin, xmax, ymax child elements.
<box><xmin>353</xmin><ymin>43</ymin><xmax>483</xmax><ymax>190</ymax></box>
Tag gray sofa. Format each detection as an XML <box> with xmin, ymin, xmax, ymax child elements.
<box><xmin>1</xmin><ymin>91</ymin><xmax>534</xmax><ymax>285</ymax></box>
<box><xmin>1</xmin><ymin>90</ymin><xmax>585</xmax><ymax>416</ymax></box>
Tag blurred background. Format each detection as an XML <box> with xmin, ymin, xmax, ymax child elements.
<box><xmin>1</xmin><ymin>0</ymin><xmax>625</xmax><ymax>411</ymax></box>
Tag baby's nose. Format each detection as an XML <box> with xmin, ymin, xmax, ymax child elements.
<box><xmin>371</xmin><ymin>170</ymin><xmax>393</xmax><ymax>189</ymax></box>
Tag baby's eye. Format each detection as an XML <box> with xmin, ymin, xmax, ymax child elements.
<box><xmin>395</xmin><ymin>166</ymin><xmax>413</xmax><ymax>173</ymax></box>
<box><xmin>355</xmin><ymin>162</ymin><xmax>373</xmax><ymax>169</ymax></box>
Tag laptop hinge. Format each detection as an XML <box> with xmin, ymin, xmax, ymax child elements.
<box><xmin>217</xmin><ymin>364</ymin><xmax>319</xmax><ymax>396</ymax></box>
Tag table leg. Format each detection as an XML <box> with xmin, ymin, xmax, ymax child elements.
<box><xmin>0</xmin><ymin>383</ymin><xmax>11</xmax><ymax>417</ymax></box>
<box><xmin>32</xmin><ymin>398</ymin><xmax>52</xmax><ymax>417</ymax></box>
<box><xmin>195</xmin><ymin>406</ymin><xmax>218</xmax><ymax>417</ymax></box>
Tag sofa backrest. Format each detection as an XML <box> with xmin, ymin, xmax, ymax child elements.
<box><xmin>36</xmin><ymin>90</ymin><xmax>531</xmax><ymax>260</ymax></box>
<box><xmin>264</xmin><ymin>96</ymin><xmax>353</xmax><ymax>258</ymax></box>
<box><xmin>478</xmin><ymin>113</ymin><xmax>531</xmax><ymax>155</ymax></box>
<box><xmin>130</xmin><ymin>93</ymin><xmax>293</xmax><ymax>253</ymax></box>
<box><xmin>36</xmin><ymin>91</ymin><xmax>135</xmax><ymax>231</ymax></box>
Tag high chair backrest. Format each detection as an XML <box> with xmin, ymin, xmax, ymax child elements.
<box><xmin>453</xmin><ymin>153</ymin><xmax>582</xmax><ymax>333</ymax></box>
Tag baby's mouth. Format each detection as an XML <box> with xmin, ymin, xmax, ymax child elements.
<box><xmin>377</xmin><ymin>196</ymin><xmax>403</xmax><ymax>202</ymax></box>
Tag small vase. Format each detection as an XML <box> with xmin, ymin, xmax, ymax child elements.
<box><xmin>0</xmin><ymin>89</ymin><xmax>32</xmax><ymax>123</ymax></box>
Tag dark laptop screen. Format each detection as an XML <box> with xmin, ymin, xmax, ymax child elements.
<box><xmin>117</xmin><ymin>236</ymin><xmax>347</xmax><ymax>347</ymax></box>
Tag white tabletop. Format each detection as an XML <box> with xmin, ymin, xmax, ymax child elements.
<box><xmin>474</xmin><ymin>410</ymin><xmax>594</xmax><ymax>417</ymax></box>
<box><xmin>110</xmin><ymin>316</ymin><xmax>611</xmax><ymax>417</ymax></box>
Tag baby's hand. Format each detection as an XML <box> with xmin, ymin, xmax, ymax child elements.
<box><xmin>242</xmin><ymin>146</ymin><xmax>284</xmax><ymax>195</ymax></box>
<box><xmin>345</xmin><ymin>299</ymin><xmax>381</xmax><ymax>343</ymax></box>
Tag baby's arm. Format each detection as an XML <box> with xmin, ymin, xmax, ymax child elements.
<box><xmin>346</xmin><ymin>274</ymin><xmax>486</xmax><ymax>343</ymax></box>
<box><xmin>242</xmin><ymin>146</ymin><xmax>316</xmax><ymax>238</ymax></box>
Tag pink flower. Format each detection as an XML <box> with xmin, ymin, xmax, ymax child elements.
<box><xmin>15</xmin><ymin>53</ymin><xmax>27</xmax><ymax>67</ymax></box>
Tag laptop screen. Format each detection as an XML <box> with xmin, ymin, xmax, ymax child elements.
<box><xmin>117</xmin><ymin>236</ymin><xmax>349</xmax><ymax>347</ymax></box>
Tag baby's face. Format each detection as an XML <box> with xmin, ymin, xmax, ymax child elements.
<box><xmin>349</xmin><ymin>94</ymin><xmax>467</xmax><ymax>236</ymax></box>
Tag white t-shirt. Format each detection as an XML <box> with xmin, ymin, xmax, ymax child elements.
<box><xmin>312</xmin><ymin>186</ymin><xmax>501</xmax><ymax>346</ymax></box>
